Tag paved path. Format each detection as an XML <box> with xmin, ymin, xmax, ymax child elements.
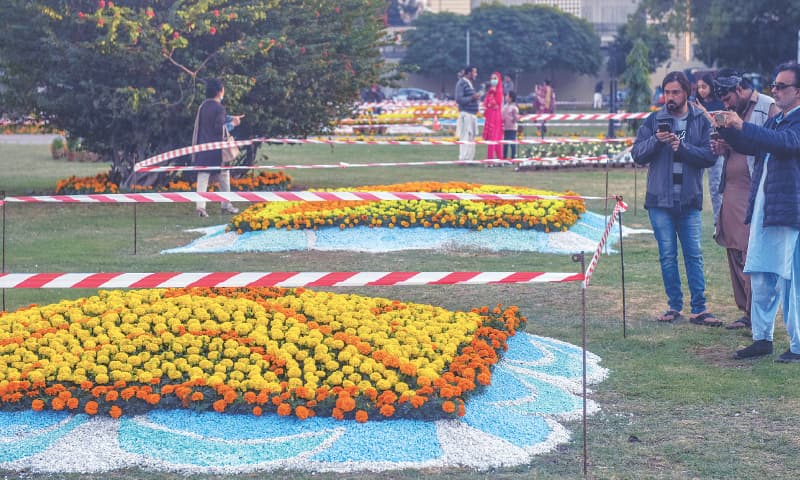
<box><xmin>0</xmin><ymin>134</ymin><xmax>62</xmax><ymax>145</ymax></box>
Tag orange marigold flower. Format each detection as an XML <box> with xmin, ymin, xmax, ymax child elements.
<box><xmin>109</xmin><ymin>405</ymin><xmax>123</xmax><ymax>419</ymax></box>
<box><xmin>295</xmin><ymin>405</ymin><xmax>311</xmax><ymax>420</ymax></box>
<box><xmin>51</xmin><ymin>397</ymin><xmax>65</xmax><ymax>411</ymax></box>
<box><xmin>146</xmin><ymin>393</ymin><xmax>161</xmax><ymax>405</ymax></box>
<box><xmin>354</xmin><ymin>410</ymin><xmax>368</xmax><ymax>423</ymax></box>
<box><xmin>105</xmin><ymin>390</ymin><xmax>119</xmax><ymax>402</ymax></box>
<box><xmin>84</xmin><ymin>400</ymin><xmax>99</xmax><ymax>415</ymax></box>
<box><xmin>252</xmin><ymin>406</ymin><xmax>263</xmax><ymax>416</ymax></box>
<box><xmin>331</xmin><ymin>407</ymin><xmax>344</xmax><ymax>420</ymax></box>
<box><xmin>276</xmin><ymin>403</ymin><xmax>292</xmax><ymax>416</ymax></box>
<box><xmin>441</xmin><ymin>401</ymin><xmax>456</xmax><ymax>414</ymax></box>
<box><xmin>243</xmin><ymin>391</ymin><xmax>257</xmax><ymax>404</ymax></box>
<box><xmin>410</xmin><ymin>395</ymin><xmax>426</xmax><ymax>408</ymax></box>
<box><xmin>335</xmin><ymin>395</ymin><xmax>356</xmax><ymax>413</ymax></box>
<box><xmin>379</xmin><ymin>404</ymin><xmax>395</xmax><ymax>417</ymax></box>
<box><xmin>66</xmin><ymin>397</ymin><xmax>79</xmax><ymax>410</ymax></box>
<box><xmin>57</xmin><ymin>390</ymin><xmax>72</xmax><ymax>401</ymax></box>
<box><xmin>31</xmin><ymin>399</ymin><xmax>45</xmax><ymax>411</ymax></box>
<box><xmin>191</xmin><ymin>391</ymin><xmax>204</xmax><ymax>402</ymax></box>
<box><xmin>213</xmin><ymin>399</ymin><xmax>227</xmax><ymax>413</ymax></box>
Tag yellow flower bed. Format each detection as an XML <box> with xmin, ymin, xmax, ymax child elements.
<box><xmin>229</xmin><ymin>182</ymin><xmax>585</xmax><ymax>234</ymax></box>
<box><xmin>0</xmin><ymin>288</ymin><xmax>524</xmax><ymax>422</ymax></box>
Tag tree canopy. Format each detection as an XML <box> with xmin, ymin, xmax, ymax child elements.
<box><xmin>609</xmin><ymin>12</ymin><xmax>672</xmax><ymax>75</ymax></box>
<box><xmin>0</xmin><ymin>1</ymin><xmax>388</xmax><ymax>182</ymax></box>
<box><xmin>401</xmin><ymin>4</ymin><xmax>601</xmax><ymax>79</ymax></box>
<box><xmin>637</xmin><ymin>0</ymin><xmax>800</xmax><ymax>77</ymax></box>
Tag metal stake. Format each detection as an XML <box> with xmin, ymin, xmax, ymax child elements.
<box><xmin>132</xmin><ymin>170</ymin><xmax>138</xmax><ymax>255</ymax></box>
<box><xmin>1</xmin><ymin>191</ymin><xmax>5</xmax><ymax>312</ymax></box>
<box><xmin>617</xmin><ymin>196</ymin><xmax>628</xmax><ymax>338</ymax></box>
<box><xmin>572</xmin><ymin>251</ymin><xmax>588</xmax><ymax>478</ymax></box>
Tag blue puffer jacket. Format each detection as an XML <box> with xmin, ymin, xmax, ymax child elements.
<box><xmin>631</xmin><ymin>105</ymin><xmax>716</xmax><ymax>210</ymax></box>
<box><xmin>719</xmin><ymin>107</ymin><xmax>800</xmax><ymax>229</ymax></box>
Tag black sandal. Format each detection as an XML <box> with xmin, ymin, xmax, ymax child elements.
<box><xmin>657</xmin><ymin>310</ymin><xmax>682</xmax><ymax>323</ymax></box>
<box><xmin>725</xmin><ymin>316</ymin><xmax>751</xmax><ymax>330</ymax></box>
<box><xmin>689</xmin><ymin>312</ymin><xmax>723</xmax><ymax>327</ymax></box>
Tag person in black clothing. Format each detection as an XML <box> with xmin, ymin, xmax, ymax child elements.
<box><xmin>193</xmin><ymin>78</ymin><xmax>241</xmax><ymax>217</ymax></box>
<box><xmin>692</xmin><ymin>73</ymin><xmax>725</xmax><ymax>224</ymax></box>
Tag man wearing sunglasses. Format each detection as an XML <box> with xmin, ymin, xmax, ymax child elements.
<box><xmin>710</xmin><ymin>70</ymin><xmax>779</xmax><ymax>331</ymax></box>
<box><xmin>716</xmin><ymin>62</ymin><xmax>800</xmax><ymax>362</ymax></box>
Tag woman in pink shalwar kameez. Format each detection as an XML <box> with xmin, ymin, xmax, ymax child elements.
<box><xmin>482</xmin><ymin>72</ymin><xmax>504</xmax><ymax>159</ymax></box>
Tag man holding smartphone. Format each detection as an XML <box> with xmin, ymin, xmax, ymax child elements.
<box><xmin>716</xmin><ymin>62</ymin><xmax>800</xmax><ymax>362</ymax></box>
<box><xmin>455</xmin><ymin>65</ymin><xmax>481</xmax><ymax>161</ymax></box>
<box><xmin>632</xmin><ymin>71</ymin><xmax>721</xmax><ymax>326</ymax></box>
<box><xmin>710</xmin><ymin>70</ymin><xmax>779</xmax><ymax>331</ymax></box>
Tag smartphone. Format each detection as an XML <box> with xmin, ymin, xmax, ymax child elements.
<box><xmin>657</xmin><ymin>122</ymin><xmax>671</xmax><ymax>133</ymax></box>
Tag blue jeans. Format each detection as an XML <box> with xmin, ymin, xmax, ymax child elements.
<box><xmin>648</xmin><ymin>207</ymin><xmax>707</xmax><ymax>314</ymax></box>
<box><xmin>503</xmin><ymin>130</ymin><xmax>517</xmax><ymax>159</ymax></box>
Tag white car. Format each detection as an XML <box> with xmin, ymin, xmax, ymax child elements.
<box><xmin>390</xmin><ymin>88</ymin><xmax>436</xmax><ymax>101</ymax></box>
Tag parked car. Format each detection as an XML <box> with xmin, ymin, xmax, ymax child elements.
<box><xmin>390</xmin><ymin>88</ymin><xmax>436</xmax><ymax>101</ymax></box>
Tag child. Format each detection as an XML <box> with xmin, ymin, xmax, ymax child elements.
<box><xmin>502</xmin><ymin>91</ymin><xmax>520</xmax><ymax>159</ymax></box>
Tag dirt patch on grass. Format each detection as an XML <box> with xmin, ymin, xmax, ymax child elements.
<box><xmin>691</xmin><ymin>345</ymin><xmax>756</xmax><ymax>369</ymax></box>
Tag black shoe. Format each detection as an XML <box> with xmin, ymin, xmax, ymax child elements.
<box><xmin>775</xmin><ymin>349</ymin><xmax>800</xmax><ymax>363</ymax></box>
<box><xmin>734</xmin><ymin>340</ymin><xmax>773</xmax><ymax>359</ymax></box>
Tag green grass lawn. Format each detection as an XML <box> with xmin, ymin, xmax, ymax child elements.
<box><xmin>1</xmin><ymin>139</ymin><xmax>800</xmax><ymax>479</ymax></box>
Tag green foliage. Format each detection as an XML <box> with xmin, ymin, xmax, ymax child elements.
<box><xmin>609</xmin><ymin>11</ymin><xmax>672</xmax><ymax>74</ymax></box>
<box><xmin>402</xmin><ymin>4</ymin><xmax>601</xmax><ymax>79</ymax></box>
<box><xmin>623</xmin><ymin>40</ymin><xmax>653</xmax><ymax>111</ymax></box>
<box><xmin>0</xmin><ymin>1</ymin><xmax>388</xmax><ymax>184</ymax></box>
<box><xmin>401</xmin><ymin>12</ymin><xmax>468</xmax><ymax>77</ymax></box>
<box><xmin>638</xmin><ymin>0</ymin><xmax>800</xmax><ymax>77</ymax></box>
<box><xmin>623</xmin><ymin>40</ymin><xmax>652</xmax><ymax>132</ymax></box>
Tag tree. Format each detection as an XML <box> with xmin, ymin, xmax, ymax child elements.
<box><xmin>622</xmin><ymin>39</ymin><xmax>652</xmax><ymax>132</ymax></box>
<box><xmin>0</xmin><ymin>1</ymin><xmax>388</xmax><ymax>184</ymax></box>
<box><xmin>637</xmin><ymin>0</ymin><xmax>800</xmax><ymax>77</ymax></box>
<box><xmin>609</xmin><ymin>12</ymin><xmax>672</xmax><ymax>74</ymax></box>
<box><xmin>400</xmin><ymin>12</ymin><xmax>468</xmax><ymax>91</ymax></box>
<box><xmin>402</xmin><ymin>5</ymin><xmax>601</xmax><ymax>81</ymax></box>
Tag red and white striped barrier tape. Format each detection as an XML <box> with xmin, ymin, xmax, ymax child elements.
<box><xmin>519</xmin><ymin>112</ymin><xmax>650</xmax><ymax>122</ymax></box>
<box><xmin>133</xmin><ymin>155</ymin><xmax>620</xmax><ymax>173</ymax></box>
<box><xmin>583</xmin><ymin>200</ymin><xmax>628</xmax><ymax>288</ymax></box>
<box><xmin>356</xmin><ymin>100</ymin><xmax>456</xmax><ymax>110</ymax></box>
<box><xmin>0</xmin><ymin>271</ymin><xmax>584</xmax><ymax>289</ymax></box>
<box><xmin>134</xmin><ymin>136</ymin><xmax>633</xmax><ymax>169</ymax></box>
<box><xmin>3</xmin><ymin>190</ymin><xmax>604</xmax><ymax>204</ymax></box>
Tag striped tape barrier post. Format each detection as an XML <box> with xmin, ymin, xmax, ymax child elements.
<box><xmin>0</xmin><ymin>271</ymin><xmax>584</xmax><ymax>289</ymax></box>
<box><xmin>3</xmin><ymin>190</ymin><xmax>608</xmax><ymax>204</ymax></box>
<box><xmin>582</xmin><ymin>200</ymin><xmax>628</xmax><ymax>288</ymax></box>
<box><xmin>132</xmin><ymin>155</ymin><xmax>622</xmax><ymax>174</ymax></box>
<box><xmin>133</xmin><ymin>137</ymin><xmax>633</xmax><ymax>169</ymax></box>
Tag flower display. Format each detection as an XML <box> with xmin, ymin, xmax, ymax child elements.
<box><xmin>523</xmin><ymin>139</ymin><xmax>631</xmax><ymax>159</ymax></box>
<box><xmin>0</xmin><ymin>287</ymin><xmax>524</xmax><ymax>422</ymax></box>
<box><xmin>228</xmin><ymin>181</ymin><xmax>585</xmax><ymax>235</ymax></box>
<box><xmin>54</xmin><ymin>171</ymin><xmax>292</xmax><ymax>195</ymax></box>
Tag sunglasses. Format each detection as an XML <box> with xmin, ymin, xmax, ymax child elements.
<box><xmin>771</xmin><ymin>82</ymin><xmax>799</xmax><ymax>91</ymax></box>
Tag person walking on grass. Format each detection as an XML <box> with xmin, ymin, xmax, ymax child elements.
<box><xmin>716</xmin><ymin>62</ymin><xmax>800</xmax><ymax>362</ymax></box>
<box><xmin>631</xmin><ymin>71</ymin><xmax>721</xmax><ymax>327</ymax></box>
<box><xmin>502</xmin><ymin>91</ymin><xmax>520</xmax><ymax>160</ymax></box>
<box><xmin>192</xmin><ymin>78</ymin><xmax>241</xmax><ymax>217</ymax></box>
<box><xmin>711</xmin><ymin>69</ymin><xmax>779</xmax><ymax>332</ymax></box>
<box><xmin>455</xmin><ymin>65</ymin><xmax>480</xmax><ymax>161</ymax></box>
<box><xmin>483</xmin><ymin>72</ymin><xmax>504</xmax><ymax>160</ymax></box>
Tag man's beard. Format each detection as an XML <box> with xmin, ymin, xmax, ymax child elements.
<box><xmin>666</xmin><ymin>100</ymin><xmax>684</xmax><ymax>112</ymax></box>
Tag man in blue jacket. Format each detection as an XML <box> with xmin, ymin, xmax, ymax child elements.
<box><xmin>632</xmin><ymin>71</ymin><xmax>720</xmax><ymax>326</ymax></box>
<box><xmin>717</xmin><ymin>62</ymin><xmax>800</xmax><ymax>362</ymax></box>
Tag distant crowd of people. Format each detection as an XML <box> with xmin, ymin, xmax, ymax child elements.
<box><xmin>454</xmin><ymin>65</ymin><xmax>556</xmax><ymax>161</ymax></box>
<box><xmin>632</xmin><ymin>63</ymin><xmax>800</xmax><ymax>363</ymax></box>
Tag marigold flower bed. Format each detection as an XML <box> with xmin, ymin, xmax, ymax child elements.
<box><xmin>0</xmin><ymin>287</ymin><xmax>524</xmax><ymax>423</ymax></box>
<box><xmin>54</xmin><ymin>171</ymin><xmax>292</xmax><ymax>195</ymax></box>
<box><xmin>229</xmin><ymin>181</ymin><xmax>585</xmax><ymax>234</ymax></box>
